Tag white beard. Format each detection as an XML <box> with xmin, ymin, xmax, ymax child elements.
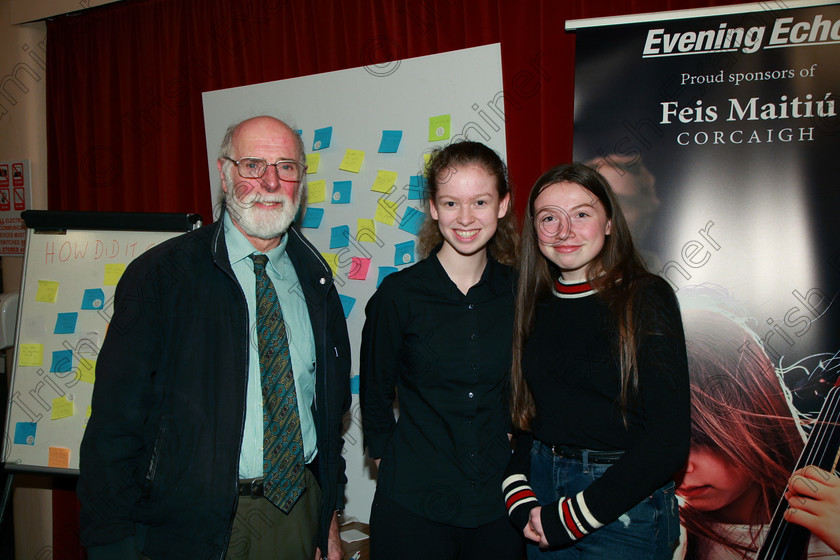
<box><xmin>224</xmin><ymin>177</ymin><xmax>299</xmax><ymax>240</ymax></box>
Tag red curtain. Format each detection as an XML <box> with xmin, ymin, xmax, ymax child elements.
<box><xmin>47</xmin><ymin>0</ymin><xmax>748</xmax><ymax>221</ymax></box>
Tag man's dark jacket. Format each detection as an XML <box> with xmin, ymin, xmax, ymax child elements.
<box><xmin>78</xmin><ymin>217</ymin><xmax>351</xmax><ymax>559</ymax></box>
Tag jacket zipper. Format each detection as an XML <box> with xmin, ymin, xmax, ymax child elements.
<box><xmin>212</xmin><ymin>223</ymin><xmax>250</xmax><ymax>560</ymax></box>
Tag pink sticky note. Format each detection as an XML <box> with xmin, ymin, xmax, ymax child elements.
<box><xmin>349</xmin><ymin>257</ymin><xmax>371</xmax><ymax>280</ymax></box>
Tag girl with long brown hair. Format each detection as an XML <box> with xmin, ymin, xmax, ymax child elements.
<box><xmin>361</xmin><ymin>141</ymin><xmax>522</xmax><ymax>559</ymax></box>
<box><xmin>678</xmin><ymin>307</ymin><xmax>840</xmax><ymax>558</ymax></box>
<box><xmin>502</xmin><ymin>162</ymin><xmax>690</xmax><ymax>559</ymax></box>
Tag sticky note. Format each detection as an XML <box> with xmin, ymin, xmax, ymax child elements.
<box><xmin>395</xmin><ymin>240</ymin><xmax>416</xmax><ymax>266</ymax></box>
<box><xmin>339</xmin><ymin>294</ymin><xmax>356</xmax><ymax>319</ymax></box>
<box><xmin>81</xmin><ymin>288</ymin><xmax>105</xmax><ymax>310</ymax></box>
<box><xmin>301</xmin><ymin>207</ymin><xmax>325</xmax><ymax>229</ymax></box>
<box><xmin>103</xmin><ymin>263</ymin><xmax>127</xmax><ymax>286</ymax></box>
<box><xmin>377</xmin><ymin>266</ymin><xmax>398</xmax><ymax>287</ymax></box>
<box><xmin>54</xmin><ymin>312</ymin><xmax>78</xmax><ymax>335</ymax></box>
<box><xmin>399</xmin><ymin>207</ymin><xmax>425</xmax><ymax>236</ymax></box>
<box><xmin>332</xmin><ymin>181</ymin><xmax>352</xmax><ymax>204</ymax></box>
<box><xmin>375</xmin><ymin>199</ymin><xmax>399</xmax><ymax>226</ymax></box>
<box><xmin>408</xmin><ymin>175</ymin><xmax>427</xmax><ymax>200</ymax></box>
<box><xmin>14</xmin><ymin>422</ymin><xmax>37</xmax><ymax>445</ymax></box>
<box><xmin>330</xmin><ymin>226</ymin><xmax>351</xmax><ymax>249</ymax></box>
<box><xmin>313</xmin><ymin>126</ymin><xmax>332</xmax><ymax>151</ymax></box>
<box><xmin>306</xmin><ymin>153</ymin><xmax>321</xmax><ymax>174</ymax></box>
<box><xmin>371</xmin><ymin>170</ymin><xmax>398</xmax><ymax>194</ymax></box>
<box><xmin>18</xmin><ymin>344</ymin><xmax>44</xmax><ymax>367</ymax></box>
<box><xmin>77</xmin><ymin>358</ymin><xmax>96</xmax><ymax>384</ymax></box>
<box><xmin>357</xmin><ymin>219</ymin><xmax>376</xmax><ymax>242</ymax></box>
<box><xmin>51</xmin><ymin>396</ymin><xmax>75</xmax><ymax>420</ymax></box>
<box><xmin>50</xmin><ymin>349</ymin><xmax>74</xmax><ymax>373</ymax></box>
<box><xmin>35</xmin><ymin>280</ymin><xmax>59</xmax><ymax>303</ymax></box>
<box><xmin>86</xmin><ymin>405</ymin><xmax>92</xmax><ymax>419</ymax></box>
<box><xmin>339</xmin><ymin>149</ymin><xmax>365</xmax><ymax>173</ymax></box>
<box><xmin>423</xmin><ymin>153</ymin><xmax>432</xmax><ymax>167</ymax></box>
<box><xmin>349</xmin><ymin>257</ymin><xmax>371</xmax><ymax>280</ymax></box>
<box><xmin>308</xmin><ymin>179</ymin><xmax>326</xmax><ymax>204</ymax></box>
<box><xmin>48</xmin><ymin>447</ymin><xmax>71</xmax><ymax>469</ymax></box>
<box><xmin>428</xmin><ymin>115</ymin><xmax>451</xmax><ymax>141</ymax></box>
<box><xmin>320</xmin><ymin>253</ymin><xmax>339</xmax><ymax>276</ymax></box>
<box><xmin>350</xmin><ymin>374</ymin><xmax>360</xmax><ymax>395</ymax></box>
<box><xmin>378</xmin><ymin>130</ymin><xmax>403</xmax><ymax>153</ymax></box>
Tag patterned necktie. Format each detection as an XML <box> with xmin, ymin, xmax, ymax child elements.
<box><xmin>249</xmin><ymin>254</ymin><xmax>306</xmax><ymax>513</ymax></box>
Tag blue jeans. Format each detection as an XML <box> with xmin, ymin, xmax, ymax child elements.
<box><xmin>527</xmin><ymin>440</ymin><xmax>679</xmax><ymax>560</ymax></box>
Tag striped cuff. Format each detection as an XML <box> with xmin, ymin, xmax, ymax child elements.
<box><xmin>541</xmin><ymin>491</ymin><xmax>604</xmax><ymax>546</ymax></box>
<box><xmin>502</xmin><ymin>473</ymin><xmax>539</xmax><ymax>531</ymax></box>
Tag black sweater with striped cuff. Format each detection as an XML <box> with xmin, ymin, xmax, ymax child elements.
<box><xmin>503</xmin><ymin>277</ymin><xmax>690</xmax><ymax>547</ymax></box>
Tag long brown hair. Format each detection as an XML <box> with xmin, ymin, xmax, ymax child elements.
<box><xmin>416</xmin><ymin>141</ymin><xmax>517</xmax><ymax>266</ymax></box>
<box><xmin>680</xmin><ymin>309</ymin><xmax>804</xmax><ymax>558</ymax></box>
<box><xmin>510</xmin><ymin>162</ymin><xmax>653</xmax><ymax>430</ymax></box>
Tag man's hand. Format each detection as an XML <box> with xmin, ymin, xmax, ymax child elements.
<box><xmin>314</xmin><ymin>510</ymin><xmax>344</xmax><ymax>560</ymax></box>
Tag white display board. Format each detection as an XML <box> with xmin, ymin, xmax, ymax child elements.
<box><xmin>202</xmin><ymin>43</ymin><xmax>506</xmax><ymax>522</ymax></box>
<box><xmin>2</xmin><ymin>211</ymin><xmax>200</xmax><ymax>473</ymax></box>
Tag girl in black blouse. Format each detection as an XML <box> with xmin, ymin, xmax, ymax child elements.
<box><xmin>361</xmin><ymin>141</ymin><xmax>522</xmax><ymax>560</ymax></box>
<box><xmin>503</xmin><ymin>163</ymin><xmax>690</xmax><ymax>559</ymax></box>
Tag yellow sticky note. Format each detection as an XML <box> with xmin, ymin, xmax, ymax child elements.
<box><xmin>35</xmin><ymin>280</ymin><xmax>59</xmax><ymax>303</ymax></box>
<box><xmin>51</xmin><ymin>396</ymin><xmax>75</xmax><ymax>420</ymax></box>
<box><xmin>374</xmin><ymin>199</ymin><xmax>399</xmax><ymax>226</ymax></box>
<box><xmin>339</xmin><ymin>149</ymin><xmax>365</xmax><ymax>173</ymax></box>
<box><xmin>306</xmin><ymin>153</ymin><xmax>321</xmax><ymax>174</ymax></box>
<box><xmin>308</xmin><ymin>180</ymin><xmax>326</xmax><ymax>204</ymax></box>
<box><xmin>428</xmin><ymin>114</ymin><xmax>451</xmax><ymax>141</ymax></box>
<box><xmin>320</xmin><ymin>253</ymin><xmax>339</xmax><ymax>276</ymax></box>
<box><xmin>371</xmin><ymin>170</ymin><xmax>398</xmax><ymax>194</ymax></box>
<box><xmin>103</xmin><ymin>263</ymin><xmax>127</xmax><ymax>286</ymax></box>
<box><xmin>86</xmin><ymin>405</ymin><xmax>92</xmax><ymax>418</ymax></box>
<box><xmin>357</xmin><ymin>219</ymin><xmax>376</xmax><ymax>243</ymax></box>
<box><xmin>48</xmin><ymin>447</ymin><xmax>71</xmax><ymax>469</ymax></box>
<box><xmin>77</xmin><ymin>358</ymin><xmax>96</xmax><ymax>384</ymax></box>
<box><xmin>18</xmin><ymin>344</ymin><xmax>44</xmax><ymax>367</ymax></box>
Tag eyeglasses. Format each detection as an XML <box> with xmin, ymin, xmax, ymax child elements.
<box><xmin>224</xmin><ymin>157</ymin><xmax>307</xmax><ymax>182</ymax></box>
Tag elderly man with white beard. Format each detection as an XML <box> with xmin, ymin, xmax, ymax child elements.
<box><xmin>79</xmin><ymin>116</ymin><xmax>351</xmax><ymax>560</ymax></box>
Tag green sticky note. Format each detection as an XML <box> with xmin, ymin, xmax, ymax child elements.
<box><xmin>428</xmin><ymin>114</ymin><xmax>451</xmax><ymax>142</ymax></box>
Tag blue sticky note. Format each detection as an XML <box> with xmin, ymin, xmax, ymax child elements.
<box><xmin>312</xmin><ymin>127</ymin><xmax>333</xmax><ymax>151</ymax></box>
<box><xmin>378</xmin><ymin>130</ymin><xmax>403</xmax><ymax>153</ymax></box>
<box><xmin>399</xmin><ymin>207</ymin><xmax>425</xmax><ymax>236</ymax></box>
<box><xmin>350</xmin><ymin>374</ymin><xmax>360</xmax><ymax>395</ymax></box>
<box><xmin>394</xmin><ymin>240</ymin><xmax>416</xmax><ymax>266</ymax></box>
<box><xmin>50</xmin><ymin>349</ymin><xmax>73</xmax><ymax>373</ymax></box>
<box><xmin>54</xmin><ymin>312</ymin><xmax>78</xmax><ymax>334</ymax></box>
<box><xmin>330</xmin><ymin>226</ymin><xmax>351</xmax><ymax>249</ymax></box>
<box><xmin>377</xmin><ymin>266</ymin><xmax>398</xmax><ymax>288</ymax></box>
<box><xmin>332</xmin><ymin>181</ymin><xmax>352</xmax><ymax>204</ymax></box>
<box><xmin>300</xmin><ymin>207</ymin><xmax>325</xmax><ymax>229</ymax></box>
<box><xmin>408</xmin><ymin>175</ymin><xmax>427</xmax><ymax>200</ymax></box>
<box><xmin>339</xmin><ymin>294</ymin><xmax>356</xmax><ymax>319</ymax></box>
<box><xmin>14</xmin><ymin>422</ymin><xmax>37</xmax><ymax>445</ymax></box>
<box><xmin>81</xmin><ymin>288</ymin><xmax>105</xmax><ymax>310</ymax></box>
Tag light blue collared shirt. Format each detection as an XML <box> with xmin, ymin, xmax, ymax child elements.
<box><xmin>223</xmin><ymin>213</ymin><xmax>317</xmax><ymax>479</ymax></box>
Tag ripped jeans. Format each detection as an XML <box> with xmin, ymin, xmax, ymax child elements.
<box><xmin>527</xmin><ymin>440</ymin><xmax>679</xmax><ymax>560</ymax></box>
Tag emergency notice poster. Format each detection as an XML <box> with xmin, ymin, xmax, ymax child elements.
<box><xmin>0</xmin><ymin>159</ymin><xmax>32</xmax><ymax>255</ymax></box>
